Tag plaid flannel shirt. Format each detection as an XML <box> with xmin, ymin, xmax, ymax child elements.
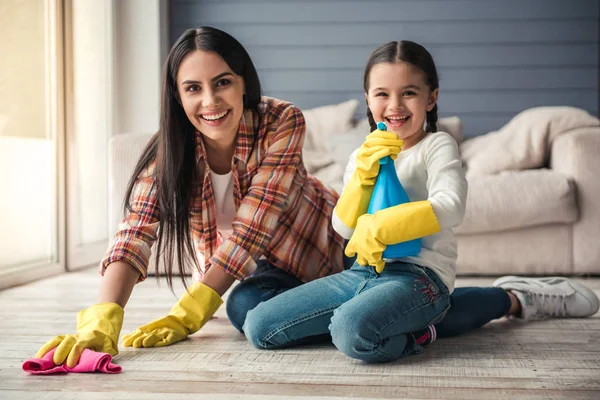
<box><xmin>100</xmin><ymin>97</ymin><xmax>345</xmax><ymax>282</ymax></box>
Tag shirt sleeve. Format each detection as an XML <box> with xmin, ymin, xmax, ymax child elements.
<box><xmin>331</xmin><ymin>148</ymin><xmax>360</xmax><ymax>239</ymax></box>
<box><xmin>99</xmin><ymin>160</ymin><xmax>160</xmax><ymax>282</ymax></box>
<box><xmin>425</xmin><ymin>133</ymin><xmax>468</xmax><ymax>229</ymax></box>
<box><xmin>209</xmin><ymin>104</ymin><xmax>305</xmax><ymax>279</ymax></box>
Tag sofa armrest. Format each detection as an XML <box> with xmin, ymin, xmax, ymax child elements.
<box><xmin>108</xmin><ymin>132</ymin><xmax>154</xmax><ymax>238</ymax></box>
<box><xmin>550</xmin><ymin>127</ymin><xmax>600</xmax><ymax>274</ymax></box>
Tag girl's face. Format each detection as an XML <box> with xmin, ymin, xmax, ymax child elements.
<box><xmin>366</xmin><ymin>62</ymin><xmax>438</xmax><ymax>149</ymax></box>
<box><xmin>177</xmin><ymin>50</ymin><xmax>246</xmax><ymax>146</ymax></box>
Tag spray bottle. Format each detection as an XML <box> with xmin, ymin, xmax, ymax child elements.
<box><xmin>367</xmin><ymin>121</ymin><xmax>421</xmax><ymax>258</ymax></box>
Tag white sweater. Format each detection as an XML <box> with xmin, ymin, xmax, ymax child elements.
<box><xmin>332</xmin><ymin>131</ymin><xmax>468</xmax><ymax>292</ymax></box>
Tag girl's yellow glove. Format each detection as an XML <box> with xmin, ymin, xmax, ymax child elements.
<box><xmin>334</xmin><ymin>130</ymin><xmax>403</xmax><ymax>228</ymax></box>
<box><xmin>122</xmin><ymin>282</ymin><xmax>222</xmax><ymax>348</ymax></box>
<box><xmin>345</xmin><ymin>200</ymin><xmax>441</xmax><ymax>273</ymax></box>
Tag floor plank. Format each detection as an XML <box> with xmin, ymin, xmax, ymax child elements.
<box><xmin>1</xmin><ymin>268</ymin><xmax>599</xmax><ymax>399</ymax></box>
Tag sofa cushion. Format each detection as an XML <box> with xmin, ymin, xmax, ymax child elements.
<box><xmin>302</xmin><ymin>99</ymin><xmax>359</xmax><ymax>153</ymax></box>
<box><xmin>456</xmin><ymin>169</ymin><xmax>578</xmax><ymax>234</ymax></box>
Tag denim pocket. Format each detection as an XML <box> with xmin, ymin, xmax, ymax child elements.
<box><xmin>407</xmin><ymin>264</ymin><xmax>447</xmax><ymax>296</ymax></box>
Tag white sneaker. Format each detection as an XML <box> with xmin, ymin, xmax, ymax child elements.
<box><xmin>492</xmin><ymin>276</ymin><xmax>600</xmax><ymax>320</ymax></box>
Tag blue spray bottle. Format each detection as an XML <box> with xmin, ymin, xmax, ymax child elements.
<box><xmin>367</xmin><ymin>121</ymin><xmax>421</xmax><ymax>258</ymax></box>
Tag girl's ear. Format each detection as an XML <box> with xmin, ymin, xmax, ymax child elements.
<box><xmin>364</xmin><ymin>92</ymin><xmax>370</xmax><ymax>108</ymax></box>
<box><xmin>427</xmin><ymin>88</ymin><xmax>439</xmax><ymax>112</ymax></box>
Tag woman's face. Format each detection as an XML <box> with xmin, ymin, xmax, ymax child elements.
<box><xmin>366</xmin><ymin>62</ymin><xmax>438</xmax><ymax>149</ymax></box>
<box><xmin>177</xmin><ymin>50</ymin><xmax>245</xmax><ymax>146</ymax></box>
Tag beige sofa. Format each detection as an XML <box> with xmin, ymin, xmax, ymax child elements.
<box><xmin>455</xmin><ymin>129</ymin><xmax>599</xmax><ymax>275</ymax></box>
<box><xmin>108</xmin><ymin>102</ymin><xmax>600</xmax><ymax>276</ymax></box>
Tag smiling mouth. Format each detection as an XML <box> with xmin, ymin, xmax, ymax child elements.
<box><xmin>200</xmin><ymin>110</ymin><xmax>230</xmax><ymax>121</ymax></box>
<box><xmin>386</xmin><ymin>115</ymin><xmax>410</xmax><ymax>123</ymax></box>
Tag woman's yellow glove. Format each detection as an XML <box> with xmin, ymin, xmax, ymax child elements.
<box><xmin>334</xmin><ymin>129</ymin><xmax>403</xmax><ymax>228</ymax></box>
<box><xmin>122</xmin><ymin>282</ymin><xmax>222</xmax><ymax>348</ymax></box>
<box><xmin>345</xmin><ymin>200</ymin><xmax>441</xmax><ymax>273</ymax></box>
<box><xmin>36</xmin><ymin>302</ymin><xmax>124</xmax><ymax>368</ymax></box>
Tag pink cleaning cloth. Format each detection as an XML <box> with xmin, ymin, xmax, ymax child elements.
<box><xmin>22</xmin><ymin>348</ymin><xmax>122</xmax><ymax>375</ymax></box>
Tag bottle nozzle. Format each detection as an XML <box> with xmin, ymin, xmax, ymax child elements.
<box><xmin>377</xmin><ymin>121</ymin><xmax>387</xmax><ymax>131</ymax></box>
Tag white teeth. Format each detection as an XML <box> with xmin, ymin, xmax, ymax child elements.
<box><xmin>202</xmin><ymin>110</ymin><xmax>228</xmax><ymax>121</ymax></box>
<box><xmin>387</xmin><ymin>116</ymin><xmax>409</xmax><ymax>121</ymax></box>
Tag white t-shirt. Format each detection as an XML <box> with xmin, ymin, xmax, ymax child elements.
<box><xmin>332</xmin><ymin>131</ymin><xmax>468</xmax><ymax>292</ymax></box>
<box><xmin>209</xmin><ymin>170</ymin><xmax>236</xmax><ymax>243</ymax></box>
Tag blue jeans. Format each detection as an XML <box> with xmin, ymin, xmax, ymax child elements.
<box><xmin>226</xmin><ymin>261</ymin><xmax>511</xmax><ymax>341</ymax></box>
<box><xmin>241</xmin><ymin>262</ymin><xmax>450</xmax><ymax>363</ymax></box>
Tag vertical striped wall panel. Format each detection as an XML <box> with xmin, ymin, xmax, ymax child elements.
<box><xmin>170</xmin><ymin>0</ymin><xmax>599</xmax><ymax>137</ymax></box>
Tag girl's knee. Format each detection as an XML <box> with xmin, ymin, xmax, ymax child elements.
<box><xmin>329</xmin><ymin>307</ymin><xmax>410</xmax><ymax>363</ymax></box>
<box><xmin>329</xmin><ymin>308</ymin><xmax>374</xmax><ymax>361</ymax></box>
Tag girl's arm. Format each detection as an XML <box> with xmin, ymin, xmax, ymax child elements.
<box><xmin>344</xmin><ymin>133</ymin><xmax>467</xmax><ymax>271</ymax></box>
<box><xmin>424</xmin><ymin>133</ymin><xmax>468</xmax><ymax>229</ymax></box>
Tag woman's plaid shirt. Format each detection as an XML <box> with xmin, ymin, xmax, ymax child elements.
<box><xmin>100</xmin><ymin>97</ymin><xmax>345</xmax><ymax>283</ymax></box>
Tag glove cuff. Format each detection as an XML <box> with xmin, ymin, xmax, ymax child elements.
<box><xmin>171</xmin><ymin>282</ymin><xmax>223</xmax><ymax>334</ymax></box>
<box><xmin>374</xmin><ymin>200</ymin><xmax>441</xmax><ymax>245</ymax></box>
<box><xmin>335</xmin><ymin>173</ymin><xmax>374</xmax><ymax>228</ymax></box>
<box><xmin>76</xmin><ymin>303</ymin><xmax>124</xmax><ymax>334</ymax></box>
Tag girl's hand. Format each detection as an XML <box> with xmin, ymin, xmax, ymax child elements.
<box><xmin>344</xmin><ymin>213</ymin><xmax>387</xmax><ymax>273</ymax></box>
<box><xmin>345</xmin><ymin>201</ymin><xmax>441</xmax><ymax>274</ymax></box>
<box><xmin>354</xmin><ymin>130</ymin><xmax>403</xmax><ymax>186</ymax></box>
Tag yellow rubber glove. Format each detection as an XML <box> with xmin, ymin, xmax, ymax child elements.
<box><xmin>122</xmin><ymin>282</ymin><xmax>222</xmax><ymax>348</ymax></box>
<box><xmin>334</xmin><ymin>130</ymin><xmax>403</xmax><ymax>228</ymax></box>
<box><xmin>36</xmin><ymin>302</ymin><xmax>124</xmax><ymax>368</ymax></box>
<box><xmin>345</xmin><ymin>200</ymin><xmax>441</xmax><ymax>273</ymax></box>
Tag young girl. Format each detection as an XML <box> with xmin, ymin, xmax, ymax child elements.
<box><xmin>36</xmin><ymin>30</ymin><xmax>598</xmax><ymax>367</ymax></box>
<box><xmin>239</xmin><ymin>41</ymin><xmax>598</xmax><ymax>363</ymax></box>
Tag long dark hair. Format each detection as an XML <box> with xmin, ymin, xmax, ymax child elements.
<box><xmin>122</xmin><ymin>27</ymin><xmax>262</xmax><ymax>288</ymax></box>
<box><xmin>363</xmin><ymin>40</ymin><xmax>439</xmax><ymax>133</ymax></box>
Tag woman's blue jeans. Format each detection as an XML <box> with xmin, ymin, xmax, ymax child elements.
<box><xmin>226</xmin><ymin>260</ymin><xmax>511</xmax><ymax>350</ymax></box>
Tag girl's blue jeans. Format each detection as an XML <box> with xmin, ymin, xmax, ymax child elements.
<box><xmin>226</xmin><ymin>259</ymin><xmax>512</xmax><ymax>361</ymax></box>
<box><xmin>241</xmin><ymin>261</ymin><xmax>451</xmax><ymax>363</ymax></box>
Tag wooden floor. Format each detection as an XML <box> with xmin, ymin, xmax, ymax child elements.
<box><xmin>1</xmin><ymin>268</ymin><xmax>599</xmax><ymax>400</ymax></box>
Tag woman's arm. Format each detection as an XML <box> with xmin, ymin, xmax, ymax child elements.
<box><xmin>98</xmin><ymin>261</ymin><xmax>141</xmax><ymax>307</ymax></box>
<box><xmin>97</xmin><ymin>258</ymin><xmax>236</xmax><ymax>309</ymax></box>
<box><xmin>201</xmin><ymin>263</ymin><xmax>237</xmax><ymax>296</ymax></box>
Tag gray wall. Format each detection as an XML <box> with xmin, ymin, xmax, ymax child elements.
<box><xmin>170</xmin><ymin>0</ymin><xmax>599</xmax><ymax>137</ymax></box>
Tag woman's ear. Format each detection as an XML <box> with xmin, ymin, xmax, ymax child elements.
<box><xmin>427</xmin><ymin>88</ymin><xmax>439</xmax><ymax>112</ymax></box>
